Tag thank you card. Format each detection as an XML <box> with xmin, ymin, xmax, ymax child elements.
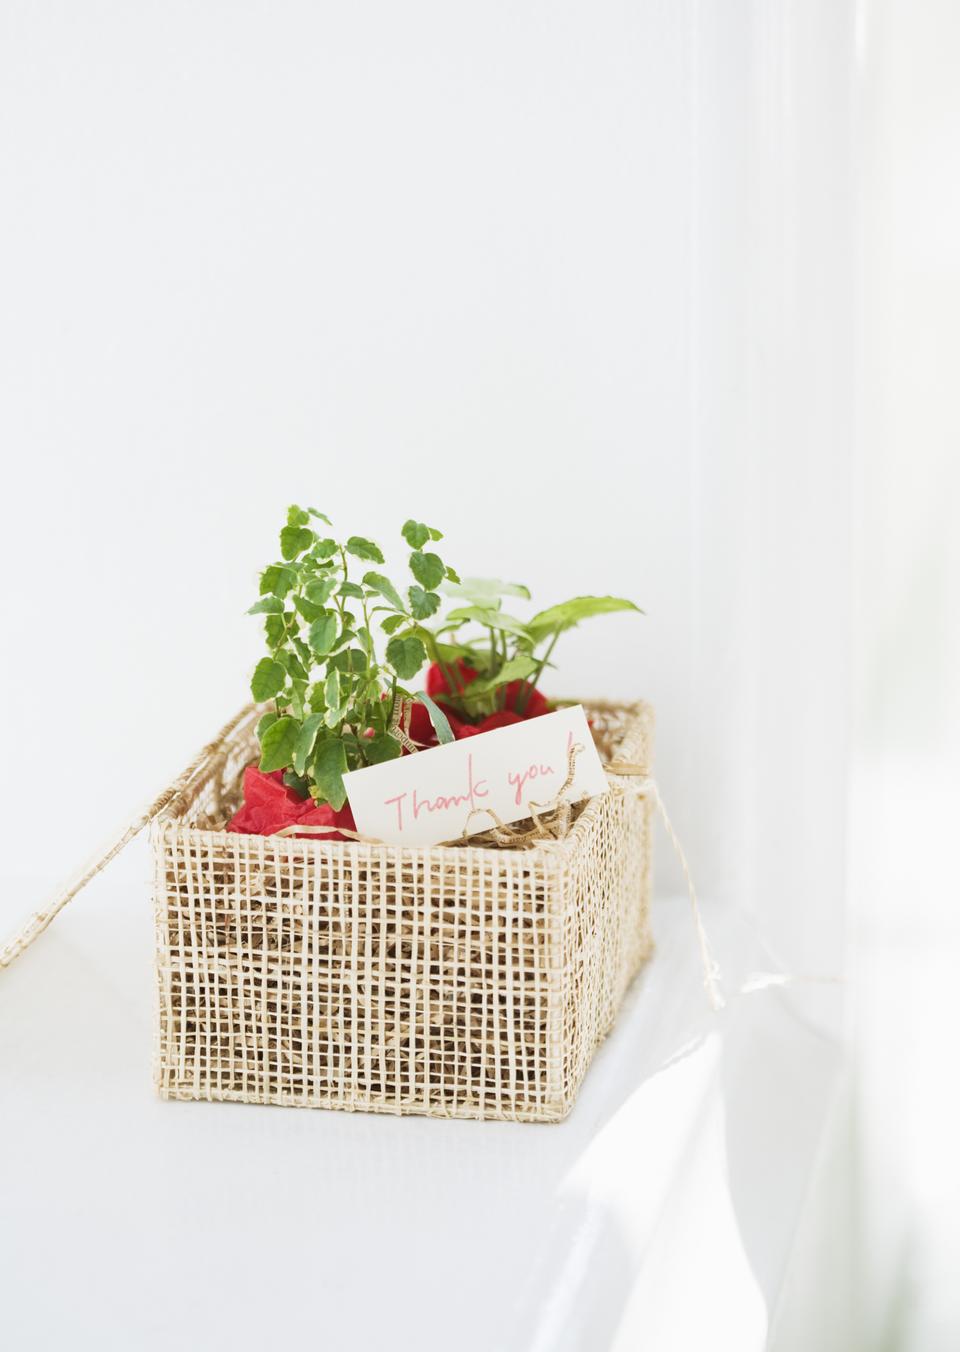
<box><xmin>343</xmin><ymin>704</ymin><xmax>608</xmax><ymax>846</ymax></box>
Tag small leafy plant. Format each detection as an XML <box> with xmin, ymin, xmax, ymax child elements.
<box><xmin>422</xmin><ymin>579</ymin><xmax>642</xmax><ymax>720</ymax></box>
<box><xmin>248</xmin><ymin>507</ymin><xmax>461</xmax><ymax>811</ymax></box>
<box><xmin>245</xmin><ymin>507</ymin><xmax>642</xmax><ymax>819</ymax></box>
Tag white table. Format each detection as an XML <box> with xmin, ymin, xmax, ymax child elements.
<box><xmin>0</xmin><ymin>843</ymin><xmax>843</xmax><ymax>1351</ymax></box>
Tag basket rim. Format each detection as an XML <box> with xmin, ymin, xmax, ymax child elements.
<box><xmin>154</xmin><ymin>697</ymin><xmax>653</xmax><ymax>861</ymax></box>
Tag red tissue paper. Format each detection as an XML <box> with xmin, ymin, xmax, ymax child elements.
<box><xmin>226</xmin><ymin>765</ymin><xmax>357</xmax><ymax>840</ymax></box>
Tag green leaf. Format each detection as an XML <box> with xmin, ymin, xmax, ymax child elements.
<box><xmin>346</xmin><ymin>536</ymin><xmax>384</xmax><ymax>564</ymax></box>
<box><xmin>286</xmin><ymin>504</ymin><xmax>310</xmax><ymax>528</ymax></box>
<box><xmin>459</xmin><ymin>653</ymin><xmax>537</xmax><ymax>699</ymax></box>
<box><xmin>386</xmin><ymin>634</ymin><xmax>427</xmax><ymax>680</ymax></box>
<box><xmin>339</xmin><ymin>731</ymin><xmax>363</xmax><ymax>766</ymax></box>
<box><xmin>330</xmin><ymin>626</ymin><xmax>355</xmax><ymax>654</ymax></box>
<box><xmin>256</xmin><ymin>711</ymin><xmax>279</xmax><ymax>740</ymax></box>
<box><xmin>247</xmin><ymin>596</ymin><xmax>285</xmax><ymax>615</ymax></box>
<box><xmin>258</xmin><ymin>716</ymin><xmax>300</xmax><ymax>773</ymax></box>
<box><xmin>291</xmin><ymin>635</ymin><xmax>313</xmax><ymax>670</ymax></box>
<box><xmin>288</xmin><ymin>679</ymin><xmax>307</xmax><ymax>720</ymax></box>
<box><xmin>251</xmin><ymin>657</ymin><xmax>287</xmax><ymax>702</ymax></box>
<box><xmin>308</xmin><ymin>612</ymin><xmax>338</xmax><ymax>656</ymax></box>
<box><xmin>363</xmin><ymin>733</ymin><xmax>403</xmax><ymax>765</ymax></box>
<box><xmin>307</xmin><ymin>507</ymin><xmax>333</xmax><ymax>525</ymax></box>
<box><xmin>380</xmin><ymin>613</ymin><xmax>408</xmax><ymax>635</ymax></box>
<box><xmin>324</xmin><ymin>668</ymin><xmax>342</xmax><ymax>725</ymax></box>
<box><xmin>339</xmin><ymin>581</ymin><xmax>365</xmax><ymax>599</ymax></box>
<box><xmin>305</xmin><ymin>576</ymin><xmax>338</xmax><ymax>606</ymax></box>
<box><xmin>260</xmin><ymin>564</ymin><xmax>297</xmax><ymax>598</ymax></box>
<box><xmin>311</xmin><ymin>738</ymin><xmax>349</xmax><ymax>811</ymax></box>
<box><xmin>293</xmin><ymin>594</ymin><xmax>325</xmax><ymax>622</ymax></box>
<box><xmin>312</xmin><ymin>538</ymin><xmax>338</xmax><ymax>560</ymax></box>
<box><xmin>307</xmin><ymin>681</ymin><xmax>327</xmax><ymax>712</ymax></box>
<box><xmin>435</xmin><ymin>639</ymin><xmax>477</xmax><ymax>664</ymax></box>
<box><xmin>401</xmin><ymin>520</ymin><xmax>429</xmax><ymax>549</ymax></box>
<box><xmin>413</xmin><ymin>691</ymin><xmax>455</xmax><ymax>744</ymax></box>
<box><xmin>401</xmin><ymin>519</ymin><xmax>442</xmax><ymax>549</ymax></box>
<box><xmin>282</xmin><ymin>769</ymin><xmax>311</xmax><ymax>799</ymax></box>
<box><xmin>408</xmin><ymin>586</ymin><xmax>440</xmax><ymax>620</ymax></box>
<box><xmin>409</xmin><ymin>551</ymin><xmax>444</xmax><ymax>590</ymax></box>
<box><xmin>443</xmin><ymin>606</ymin><xmax>531</xmax><ymax>639</ymax></box>
<box><xmin>280</xmin><ymin>525</ymin><xmax>315</xmax><ymax>560</ymax></box>
<box><xmin>525</xmin><ymin>595</ymin><xmax>643</xmax><ymax>646</ymax></box>
<box><xmin>292</xmin><ymin>712</ymin><xmax>324</xmax><ymax>775</ymax></box>
<box><xmin>443</xmin><ymin>576</ymin><xmax>531</xmax><ymax>602</ymax></box>
<box><xmin>362</xmin><ymin>571</ymin><xmax>405</xmax><ymax>612</ymax></box>
<box><xmin>277</xmin><ymin>648</ymin><xmax>309</xmax><ymax>682</ymax></box>
<box><xmin>264</xmin><ymin>613</ymin><xmax>286</xmax><ymax>649</ymax></box>
<box><xmin>445</xmin><ymin>565</ymin><xmax>461</xmax><ymax>584</ymax></box>
<box><xmin>329</xmin><ymin>647</ymin><xmax>368</xmax><ymax>675</ymax></box>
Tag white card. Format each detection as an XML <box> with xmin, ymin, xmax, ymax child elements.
<box><xmin>342</xmin><ymin>704</ymin><xmax>608</xmax><ymax>847</ymax></box>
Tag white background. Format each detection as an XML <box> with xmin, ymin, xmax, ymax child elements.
<box><xmin>0</xmin><ymin>0</ymin><xmax>853</xmax><ymax>985</ymax></box>
<box><xmin>1</xmin><ymin>1</ymin><xmax>955</xmax><ymax>1349</ymax></box>
<box><xmin>771</xmin><ymin>2</ymin><xmax>960</xmax><ymax>1346</ymax></box>
<box><xmin>846</xmin><ymin>0</ymin><xmax>960</xmax><ymax>1344</ymax></box>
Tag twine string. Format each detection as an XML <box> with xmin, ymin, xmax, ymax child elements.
<box><xmin>603</xmin><ymin>761</ymin><xmax>842</xmax><ymax>1008</ymax></box>
<box><xmin>388</xmin><ymin>695</ymin><xmax>421</xmax><ymax>754</ymax></box>
<box><xmin>0</xmin><ymin>705</ymin><xmax>257</xmax><ymax>971</ymax></box>
<box><xmin>276</xmin><ymin>823</ymin><xmax>384</xmax><ymax>844</ymax></box>
<box><xmin>605</xmin><ymin>763</ymin><xmax>725</xmax><ymax>1010</ymax></box>
<box><xmin>453</xmin><ymin>742</ymin><xmax>583</xmax><ymax>847</ymax></box>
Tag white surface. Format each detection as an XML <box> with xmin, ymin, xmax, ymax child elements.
<box><xmin>0</xmin><ymin>858</ymin><xmax>841</xmax><ymax>1352</ymax></box>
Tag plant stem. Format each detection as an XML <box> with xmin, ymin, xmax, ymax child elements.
<box><xmin>358</xmin><ymin>587</ymin><xmax>375</xmax><ymax>731</ymax></box>
<box><xmin>332</xmin><ymin>547</ymin><xmax>349</xmax><ymax>633</ymax></box>
<box><xmin>515</xmin><ymin>630</ymin><xmax>559</xmax><ymax>714</ymax></box>
<box><xmin>496</xmin><ymin>630</ymin><xmax>509</xmax><ymax>709</ymax></box>
<box><xmin>424</xmin><ymin>628</ymin><xmax>464</xmax><ymax>706</ymax></box>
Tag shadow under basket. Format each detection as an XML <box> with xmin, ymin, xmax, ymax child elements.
<box><xmin>152</xmin><ymin>700</ymin><xmax>654</xmax><ymax>1123</ymax></box>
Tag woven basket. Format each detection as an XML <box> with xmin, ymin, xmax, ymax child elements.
<box><xmin>151</xmin><ymin>699</ymin><xmax>654</xmax><ymax>1123</ymax></box>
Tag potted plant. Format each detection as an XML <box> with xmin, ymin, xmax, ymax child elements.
<box><xmin>152</xmin><ymin>508</ymin><xmax>654</xmax><ymax>1122</ymax></box>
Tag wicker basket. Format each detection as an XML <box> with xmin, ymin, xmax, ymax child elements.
<box><xmin>151</xmin><ymin>699</ymin><xmax>654</xmax><ymax>1123</ymax></box>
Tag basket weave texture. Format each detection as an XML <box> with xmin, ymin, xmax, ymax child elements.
<box><xmin>152</xmin><ymin>700</ymin><xmax>653</xmax><ymax>1123</ymax></box>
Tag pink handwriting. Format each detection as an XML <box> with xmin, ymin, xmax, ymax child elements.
<box><xmin>507</xmin><ymin>760</ymin><xmax>555</xmax><ymax>806</ymax></box>
<box><xmin>384</xmin><ymin>753</ymin><xmax>489</xmax><ymax>832</ymax></box>
<box><xmin>505</xmin><ymin>732</ymin><xmax>572</xmax><ymax>806</ymax></box>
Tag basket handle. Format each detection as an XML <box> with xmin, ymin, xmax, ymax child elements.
<box><xmin>0</xmin><ymin>705</ymin><xmax>255</xmax><ymax>971</ymax></box>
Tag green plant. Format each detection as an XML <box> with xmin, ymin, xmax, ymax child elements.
<box><xmin>430</xmin><ymin>579</ymin><xmax>643</xmax><ymax>717</ymax></box>
<box><xmin>248</xmin><ymin>508</ymin><xmax>461</xmax><ymax>809</ymax></box>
